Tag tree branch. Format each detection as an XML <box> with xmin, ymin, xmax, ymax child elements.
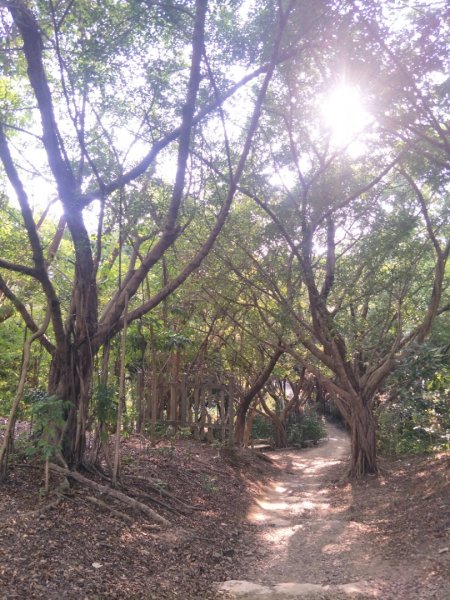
<box><xmin>0</xmin><ymin>275</ymin><xmax>55</xmax><ymax>354</ymax></box>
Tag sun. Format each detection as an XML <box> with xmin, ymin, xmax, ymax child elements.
<box><xmin>320</xmin><ymin>85</ymin><xmax>370</xmax><ymax>149</ymax></box>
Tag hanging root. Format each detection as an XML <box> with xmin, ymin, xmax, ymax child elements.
<box><xmin>0</xmin><ymin>305</ymin><xmax>52</xmax><ymax>479</ymax></box>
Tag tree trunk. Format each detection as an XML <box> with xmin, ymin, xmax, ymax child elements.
<box><xmin>169</xmin><ymin>348</ymin><xmax>180</xmax><ymax>423</ymax></box>
<box><xmin>48</xmin><ymin>342</ymin><xmax>93</xmax><ymax>468</ymax></box>
<box><xmin>272</xmin><ymin>417</ymin><xmax>288</xmax><ymax>448</ymax></box>
<box><xmin>234</xmin><ymin>405</ymin><xmax>247</xmax><ymax>446</ymax></box>
<box><xmin>234</xmin><ymin>348</ymin><xmax>283</xmax><ymax>445</ymax></box>
<box><xmin>136</xmin><ymin>368</ymin><xmax>145</xmax><ymax>433</ymax></box>
<box><xmin>243</xmin><ymin>405</ymin><xmax>257</xmax><ymax>446</ymax></box>
<box><xmin>259</xmin><ymin>394</ymin><xmax>288</xmax><ymax>448</ymax></box>
<box><xmin>348</xmin><ymin>397</ymin><xmax>378</xmax><ymax>478</ymax></box>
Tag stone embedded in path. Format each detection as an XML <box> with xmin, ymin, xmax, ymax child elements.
<box><xmin>217</xmin><ymin>580</ymin><xmax>273</xmax><ymax>597</ymax></box>
<box><xmin>274</xmin><ymin>582</ymin><xmax>333</xmax><ymax>596</ymax></box>
<box><xmin>217</xmin><ymin>579</ymin><xmax>374</xmax><ymax>598</ymax></box>
<box><xmin>261</xmin><ymin>517</ymin><xmax>292</xmax><ymax>527</ymax></box>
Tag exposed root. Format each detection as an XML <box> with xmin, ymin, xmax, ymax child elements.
<box><xmin>85</xmin><ymin>495</ymin><xmax>134</xmax><ymax>524</ymax></box>
<box><xmin>81</xmin><ymin>462</ymin><xmax>112</xmax><ymax>483</ymax></box>
<box><xmin>125</xmin><ymin>487</ymin><xmax>187</xmax><ymax>515</ymax></box>
<box><xmin>49</xmin><ymin>463</ymin><xmax>171</xmax><ymax>527</ymax></box>
<box><xmin>125</xmin><ymin>473</ymin><xmax>168</xmax><ymax>488</ymax></box>
<box><xmin>125</xmin><ymin>473</ymin><xmax>204</xmax><ymax>511</ymax></box>
<box><xmin>253</xmin><ymin>451</ymin><xmax>274</xmax><ymax>463</ymax></box>
<box><xmin>23</xmin><ymin>497</ymin><xmax>62</xmax><ymax>518</ymax></box>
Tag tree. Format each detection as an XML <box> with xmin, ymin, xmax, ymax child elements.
<box><xmin>1</xmin><ymin>0</ymin><xmax>447</xmax><ymax>480</ymax></box>
<box><xmin>195</xmin><ymin>0</ymin><xmax>449</xmax><ymax>476</ymax></box>
<box><xmin>0</xmin><ymin>0</ymin><xmax>296</xmax><ymax>470</ymax></box>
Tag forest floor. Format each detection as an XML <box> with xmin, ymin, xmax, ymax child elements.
<box><xmin>0</xmin><ymin>428</ymin><xmax>276</xmax><ymax>599</ymax></box>
<box><xmin>0</xmin><ymin>422</ymin><xmax>448</xmax><ymax>599</ymax></box>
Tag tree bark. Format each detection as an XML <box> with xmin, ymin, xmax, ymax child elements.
<box><xmin>169</xmin><ymin>348</ymin><xmax>181</xmax><ymax>423</ymax></box>
<box><xmin>259</xmin><ymin>394</ymin><xmax>288</xmax><ymax>448</ymax></box>
<box><xmin>48</xmin><ymin>342</ymin><xmax>93</xmax><ymax>468</ymax></box>
<box><xmin>348</xmin><ymin>396</ymin><xmax>378</xmax><ymax>478</ymax></box>
<box><xmin>136</xmin><ymin>368</ymin><xmax>145</xmax><ymax>433</ymax></box>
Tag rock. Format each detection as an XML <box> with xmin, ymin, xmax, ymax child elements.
<box><xmin>274</xmin><ymin>582</ymin><xmax>330</xmax><ymax>594</ymax></box>
<box><xmin>217</xmin><ymin>579</ymin><xmax>377</xmax><ymax>598</ymax></box>
<box><xmin>217</xmin><ymin>580</ymin><xmax>272</xmax><ymax>597</ymax></box>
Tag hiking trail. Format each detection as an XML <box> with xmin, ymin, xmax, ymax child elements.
<box><xmin>217</xmin><ymin>423</ymin><xmax>448</xmax><ymax>600</ymax></box>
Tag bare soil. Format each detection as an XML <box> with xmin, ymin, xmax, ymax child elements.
<box><xmin>0</xmin><ymin>423</ymin><xmax>449</xmax><ymax>599</ymax></box>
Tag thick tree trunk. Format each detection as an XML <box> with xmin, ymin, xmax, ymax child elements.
<box><xmin>48</xmin><ymin>342</ymin><xmax>93</xmax><ymax>468</ymax></box>
<box><xmin>234</xmin><ymin>405</ymin><xmax>247</xmax><ymax>446</ymax></box>
<box><xmin>273</xmin><ymin>419</ymin><xmax>288</xmax><ymax>448</ymax></box>
<box><xmin>243</xmin><ymin>405</ymin><xmax>257</xmax><ymax>446</ymax></box>
<box><xmin>348</xmin><ymin>397</ymin><xmax>378</xmax><ymax>478</ymax></box>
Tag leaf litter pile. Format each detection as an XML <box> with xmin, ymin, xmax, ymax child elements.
<box><xmin>0</xmin><ymin>436</ymin><xmax>276</xmax><ymax>599</ymax></box>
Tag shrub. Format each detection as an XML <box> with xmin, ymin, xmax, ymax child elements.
<box><xmin>20</xmin><ymin>390</ymin><xmax>68</xmax><ymax>460</ymax></box>
<box><xmin>251</xmin><ymin>414</ymin><xmax>274</xmax><ymax>439</ymax></box>
<box><xmin>287</xmin><ymin>410</ymin><xmax>326</xmax><ymax>445</ymax></box>
<box><xmin>93</xmin><ymin>382</ymin><xmax>117</xmax><ymax>430</ymax></box>
<box><xmin>377</xmin><ymin>343</ymin><xmax>450</xmax><ymax>455</ymax></box>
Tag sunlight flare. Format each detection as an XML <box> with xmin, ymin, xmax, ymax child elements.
<box><xmin>321</xmin><ymin>85</ymin><xmax>370</xmax><ymax>148</ymax></box>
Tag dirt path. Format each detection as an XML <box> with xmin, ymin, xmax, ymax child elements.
<box><xmin>217</xmin><ymin>423</ymin><xmax>449</xmax><ymax>600</ymax></box>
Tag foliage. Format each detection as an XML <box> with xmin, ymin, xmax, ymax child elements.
<box><xmin>0</xmin><ymin>0</ymin><xmax>448</xmax><ymax>477</ymax></box>
<box><xmin>377</xmin><ymin>343</ymin><xmax>450</xmax><ymax>455</ymax></box>
<box><xmin>0</xmin><ymin>317</ymin><xmax>24</xmax><ymax>412</ymax></box>
<box><xmin>20</xmin><ymin>389</ymin><xmax>68</xmax><ymax>460</ymax></box>
<box><xmin>145</xmin><ymin>422</ymin><xmax>189</xmax><ymax>442</ymax></box>
<box><xmin>251</xmin><ymin>414</ymin><xmax>274</xmax><ymax>439</ymax></box>
<box><xmin>93</xmin><ymin>382</ymin><xmax>117</xmax><ymax>430</ymax></box>
<box><xmin>287</xmin><ymin>411</ymin><xmax>326</xmax><ymax>446</ymax></box>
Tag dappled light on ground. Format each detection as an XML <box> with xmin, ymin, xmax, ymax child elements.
<box><xmin>218</xmin><ymin>423</ymin><xmax>449</xmax><ymax>599</ymax></box>
<box><xmin>246</xmin><ymin>427</ymin><xmax>349</xmax><ymax>563</ymax></box>
<box><xmin>221</xmin><ymin>424</ymin><xmax>383</xmax><ymax>597</ymax></box>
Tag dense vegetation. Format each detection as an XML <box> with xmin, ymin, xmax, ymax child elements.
<box><xmin>0</xmin><ymin>0</ymin><xmax>449</xmax><ymax>481</ymax></box>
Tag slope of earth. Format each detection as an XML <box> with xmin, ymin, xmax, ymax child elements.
<box><xmin>0</xmin><ymin>435</ymin><xmax>277</xmax><ymax>599</ymax></box>
<box><xmin>218</xmin><ymin>423</ymin><xmax>450</xmax><ymax>600</ymax></box>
